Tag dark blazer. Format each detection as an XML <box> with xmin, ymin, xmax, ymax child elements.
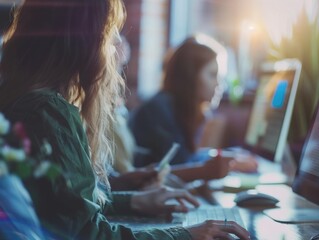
<box><xmin>129</xmin><ymin>91</ymin><xmax>210</xmax><ymax>167</ymax></box>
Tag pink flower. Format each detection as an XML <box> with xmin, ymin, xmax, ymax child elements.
<box><xmin>13</xmin><ymin>122</ymin><xmax>32</xmax><ymax>153</ymax></box>
<box><xmin>23</xmin><ymin>138</ymin><xmax>32</xmax><ymax>155</ymax></box>
<box><xmin>13</xmin><ymin>122</ymin><xmax>28</xmax><ymax>140</ymax></box>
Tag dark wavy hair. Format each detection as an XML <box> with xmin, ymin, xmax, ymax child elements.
<box><xmin>163</xmin><ymin>36</ymin><xmax>218</xmax><ymax>152</ymax></box>
<box><xmin>0</xmin><ymin>0</ymin><xmax>126</xmax><ymax>189</ymax></box>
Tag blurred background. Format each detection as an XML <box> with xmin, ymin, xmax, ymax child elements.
<box><xmin>1</xmin><ymin>0</ymin><xmax>319</xmax><ymax>162</ymax></box>
<box><xmin>120</xmin><ymin>0</ymin><xmax>319</xmax><ymax>159</ymax></box>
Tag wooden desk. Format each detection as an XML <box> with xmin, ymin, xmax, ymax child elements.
<box><xmin>211</xmin><ymin>184</ymin><xmax>319</xmax><ymax>240</ymax></box>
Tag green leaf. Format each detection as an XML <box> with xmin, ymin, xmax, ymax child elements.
<box><xmin>12</xmin><ymin>161</ymin><xmax>33</xmax><ymax>179</ymax></box>
<box><xmin>45</xmin><ymin>165</ymin><xmax>63</xmax><ymax>181</ymax></box>
<box><xmin>267</xmin><ymin>7</ymin><xmax>319</xmax><ymax>141</ymax></box>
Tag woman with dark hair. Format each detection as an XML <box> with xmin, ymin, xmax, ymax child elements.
<box><xmin>129</xmin><ymin>36</ymin><xmax>229</xmax><ymax>169</ymax></box>
<box><xmin>0</xmin><ymin>0</ymin><xmax>249</xmax><ymax>239</ymax></box>
<box><xmin>162</xmin><ymin>37</ymin><xmax>221</xmax><ymax>156</ymax></box>
<box><xmin>129</xmin><ymin>34</ymin><xmax>259</xmax><ymax>181</ymax></box>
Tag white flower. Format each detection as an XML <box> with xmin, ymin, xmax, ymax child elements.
<box><xmin>42</xmin><ymin>140</ymin><xmax>52</xmax><ymax>155</ymax></box>
<box><xmin>34</xmin><ymin>161</ymin><xmax>51</xmax><ymax>178</ymax></box>
<box><xmin>1</xmin><ymin>146</ymin><xmax>26</xmax><ymax>161</ymax></box>
<box><xmin>0</xmin><ymin>113</ymin><xmax>10</xmax><ymax>135</ymax></box>
<box><xmin>0</xmin><ymin>161</ymin><xmax>8</xmax><ymax>176</ymax></box>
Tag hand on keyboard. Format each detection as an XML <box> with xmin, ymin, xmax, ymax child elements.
<box><xmin>186</xmin><ymin>220</ymin><xmax>250</xmax><ymax>240</ymax></box>
<box><xmin>131</xmin><ymin>187</ymin><xmax>200</xmax><ymax>216</ymax></box>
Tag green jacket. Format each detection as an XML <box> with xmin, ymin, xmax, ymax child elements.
<box><xmin>3</xmin><ymin>89</ymin><xmax>192</xmax><ymax>240</ymax></box>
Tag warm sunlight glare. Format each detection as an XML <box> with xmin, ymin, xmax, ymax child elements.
<box><xmin>258</xmin><ymin>0</ymin><xmax>318</xmax><ymax>44</ymax></box>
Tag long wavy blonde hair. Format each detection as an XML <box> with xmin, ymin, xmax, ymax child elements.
<box><xmin>0</xmin><ymin>0</ymin><xmax>126</xmax><ymax>191</ymax></box>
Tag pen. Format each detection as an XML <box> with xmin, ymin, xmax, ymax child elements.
<box><xmin>209</xmin><ymin>148</ymin><xmax>236</xmax><ymax>158</ymax></box>
<box><xmin>157</xmin><ymin>143</ymin><xmax>180</xmax><ymax>171</ymax></box>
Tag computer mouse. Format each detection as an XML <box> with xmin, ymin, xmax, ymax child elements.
<box><xmin>234</xmin><ymin>190</ymin><xmax>279</xmax><ymax>207</ymax></box>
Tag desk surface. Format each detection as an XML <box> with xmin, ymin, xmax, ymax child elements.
<box><xmin>211</xmin><ymin>184</ymin><xmax>319</xmax><ymax>240</ymax></box>
<box><xmin>109</xmin><ymin>184</ymin><xmax>319</xmax><ymax>240</ymax></box>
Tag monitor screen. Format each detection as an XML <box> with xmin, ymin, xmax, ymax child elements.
<box><xmin>245</xmin><ymin>60</ymin><xmax>301</xmax><ymax>162</ymax></box>
<box><xmin>293</xmin><ymin>105</ymin><xmax>319</xmax><ymax>205</ymax></box>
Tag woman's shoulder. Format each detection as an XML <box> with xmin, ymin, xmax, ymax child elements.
<box><xmin>3</xmin><ymin>89</ymin><xmax>78</xmax><ymax>122</ymax></box>
<box><xmin>149</xmin><ymin>91</ymin><xmax>172</xmax><ymax>105</ymax></box>
<box><xmin>129</xmin><ymin>91</ymin><xmax>175</xmax><ymax>128</ymax></box>
<box><xmin>136</xmin><ymin>91</ymin><xmax>173</xmax><ymax>114</ymax></box>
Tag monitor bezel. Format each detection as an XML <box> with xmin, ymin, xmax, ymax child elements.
<box><xmin>244</xmin><ymin>59</ymin><xmax>302</xmax><ymax>163</ymax></box>
<box><xmin>292</xmin><ymin>102</ymin><xmax>319</xmax><ymax>205</ymax></box>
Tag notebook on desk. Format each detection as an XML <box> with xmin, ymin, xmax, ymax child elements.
<box><xmin>264</xmin><ymin>101</ymin><xmax>319</xmax><ymax>223</ymax></box>
<box><xmin>221</xmin><ymin>59</ymin><xmax>302</xmax><ymax>190</ymax></box>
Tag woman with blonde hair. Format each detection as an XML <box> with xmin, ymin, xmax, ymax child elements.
<box><xmin>0</xmin><ymin>0</ymin><xmax>249</xmax><ymax>239</ymax></box>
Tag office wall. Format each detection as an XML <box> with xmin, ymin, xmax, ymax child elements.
<box><xmin>122</xmin><ymin>0</ymin><xmax>170</xmax><ymax>109</ymax></box>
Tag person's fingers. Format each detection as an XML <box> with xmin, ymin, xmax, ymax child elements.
<box><xmin>162</xmin><ymin>195</ymin><xmax>190</xmax><ymax>213</ymax></box>
<box><xmin>145</xmin><ymin>169</ymin><xmax>159</xmax><ymax>178</ymax></box>
<box><xmin>176</xmin><ymin>197</ymin><xmax>186</xmax><ymax>207</ymax></box>
<box><xmin>163</xmin><ymin>189</ymin><xmax>200</xmax><ymax>207</ymax></box>
<box><xmin>211</xmin><ymin>230</ymin><xmax>233</xmax><ymax>240</ymax></box>
<box><xmin>163</xmin><ymin>204</ymin><xmax>188</xmax><ymax>213</ymax></box>
<box><xmin>182</xmin><ymin>191</ymin><xmax>200</xmax><ymax>207</ymax></box>
<box><xmin>219</xmin><ymin>220</ymin><xmax>250</xmax><ymax>240</ymax></box>
<box><xmin>143</xmin><ymin>163</ymin><xmax>158</xmax><ymax>171</ymax></box>
<box><xmin>203</xmin><ymin>220</ymin><xmax>250</xmax><ymax>240</ymax></box>
<box><xmin>134</xmin><ymin>169</ymin><xmax>158</xmax><ymax>181</ymax></box>
<box><xmin>158</xmin><ymin>164</ymin><xmax>171</xmax><ymax>177</ymax></box>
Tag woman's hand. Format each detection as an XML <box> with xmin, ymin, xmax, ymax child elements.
<box><xmin>186</xmin><ymin>220</ymin><xmax>250</xmax><ymax>240</ymax></box>
<box><xmin>171</xmin><ymin>156</ymin><xmax>231</xmax><ymax>182</ymax></box>
<box><xmin>140</xmin><ymin>163</ymin><xmax>171</xmax><ymax>190</ymax></box>
<box><xmin>110</xmin><ymin>169</ymin><xmax>158</xmax><ymax>191</ymax></box>
<box><xmin>202</xmin><ymin>156</ymin><xmax>232</xmax><ymax>180</ymax></box>
<box><xmin>110</xmin><ymin>163</ymin><xmax>171</xmax><ymax>191</ymax></box>
<box><xmin>131</xmin><ymin>187</ymin><xmax>200</xmax><ymax>215</ymax></box>
<box><xmin>229</xmin><ymin>154</ymin><xmax>258</xmax><ymax>173</ymax></box>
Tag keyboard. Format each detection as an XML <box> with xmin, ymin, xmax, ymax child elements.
<box><xmin>182</xmin><ymin>207</ymin><xmax>245</xmax><ymax>228</ymax></box>
<box><xmin>108</xmin><ymin>207</ymin><xmax>245</xmax><ymax>233</ymax></box>
<box><xmin>182</xmin><ymin>207</ymin><xmax>246</xmax><ymax>240</ymax></box>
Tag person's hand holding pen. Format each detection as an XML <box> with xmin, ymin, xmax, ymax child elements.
<box><xmin>194</xmin><ymin>148</ymin><xmax>258</xmax><ymax>181</ymax></box>
<box><xmin>109</xmin><ymin>168</ymin><xmax>160</xmax><ymax>191</ymax></box>
<box><xmin>140</xmin><ymin>163</ymin><xmax>171</xmax><ymax>191</ymax></box>
<box><xmin>170</xmin><ymin>149</ymin><xmax>233</xmax><ymax>182</ymax></box>
<box><xmin>201</xmin><ymin>149</ymin><xmax>233</xmax><ymax>179</ymax></box>
<box><xmin>229</xmin><ymin>153</ymin><xmax>258</xmax><ymax>173</ymax></box>
<box><xmin>141</xmin><ymin>142</ymin><xmax>180</xmax><ymax>190</ymax></box>
<box><xmin>110</xmin><ymin>143</ymin><xmax>180</xmax><ymax>191</ymax></box>
<box><xmin>209</xmin><ymin>148</ymin><xmax>258</xmax><ymax>174</ymax></box>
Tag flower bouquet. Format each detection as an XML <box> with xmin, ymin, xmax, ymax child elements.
<box><xmin>0</xmin><ymin>112</ymin><xmax>61</xmax><ymax>239</ymax></box>
<box><xmin>0</xmin><ymin>113</ymin><xmax>61</xmax><ymax>179</ymax></box>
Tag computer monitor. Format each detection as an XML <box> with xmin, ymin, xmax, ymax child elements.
<box><xmin>293</xmin><ymin>103</ymin><xmax>319</xmax><ymax>205</ymax></box>
<box><xmin>244</xmin><ymin>59</ymin><xmax>302</xmax><ymax>162</ymax></box>
<box><xmin>263</xmin><ymin>103</ymin><xmax>319</xmax><ymax>224</ymax></box>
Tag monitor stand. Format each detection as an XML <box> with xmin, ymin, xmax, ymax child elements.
<box><xmin>280</xmin><ymin>143</ymin><xmax>297</xmax><ymax>185</ymax></box>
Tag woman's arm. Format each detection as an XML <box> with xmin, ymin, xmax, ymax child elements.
<box><xmin>171</xmin><ymin>156</ymin><xmax>231</xmax><ymax>182</ymax></box>
<box><xmin>5</xmin><ymin>92</ymin><xmax>193</xmax><ymax>240</ymax></box>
